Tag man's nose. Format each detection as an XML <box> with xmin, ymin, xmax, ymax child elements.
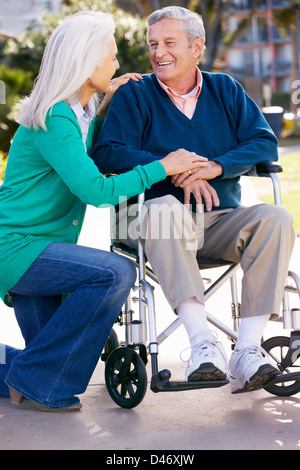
<box><xmin>155</xmin><ymin>43</ymin><xmax>167</xmax><ymax>57</ymax></box>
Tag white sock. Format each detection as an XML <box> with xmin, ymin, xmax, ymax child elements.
<box><xmin>236</xmin><ymin>314</ymin><xmax>270</xmax><ymax>349</ymax></box>
<box><xmin>177</xmin><ymin>297</ymin><xmax>211</xmax><ymax>347</ymax></box>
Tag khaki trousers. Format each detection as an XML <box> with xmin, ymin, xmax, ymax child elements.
<box><xmin>115</xmin><ymin>195</ymin><xmax>295</xmax><ymax>319</ymax></box>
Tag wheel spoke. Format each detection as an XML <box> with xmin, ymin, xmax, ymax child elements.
<box><xmin>125</xmin><ymin>381</ymin><xmax>136</xmax><ymax>397</ymax></box>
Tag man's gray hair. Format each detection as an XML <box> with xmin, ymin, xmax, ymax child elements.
<box><xmin>147</xmin><ymin>6</ymin><xmax>206</xmax><ymax>48</ymax></box>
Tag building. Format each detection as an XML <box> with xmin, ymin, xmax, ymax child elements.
<box><xmin>223</xmin><ymin>0</ymin><xmax>297</xmax><ymax>106</ymax></box>
<box><xmin>0</xmin><ymin>0</ymin><xmax>62</xmax><ymax>34</ymax></box>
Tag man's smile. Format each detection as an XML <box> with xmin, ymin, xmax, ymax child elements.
<box><xmin>157</xmin><ymin>61</ymin><xmax>174</xmax><ymax>66</ymax></box>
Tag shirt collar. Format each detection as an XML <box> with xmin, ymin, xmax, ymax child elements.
<box><xmin>70</xmin><ymin>99</ymin><xmax>96</xmax><ymax>122</ymax></box>
<box><xmin>157</xmin><ymin>67</ymin><xmax>202</xmax><ymax>100</ymax></box>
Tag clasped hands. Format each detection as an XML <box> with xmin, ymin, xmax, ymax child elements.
<box><xmin>171</xmin><ymin>157</ymin><xmax>223</xmax><ymax>212</ymax></box>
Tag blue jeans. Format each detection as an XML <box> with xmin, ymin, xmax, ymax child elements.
<box><xmin>1</xmin><ymin>242</ymin><xmax>136</xmax><ymax>409</ymax></box>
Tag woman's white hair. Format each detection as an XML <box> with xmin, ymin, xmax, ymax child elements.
<box><xmin>17</xmin><ymin>10</ymin><xmax>115</xmax><ymax>130</ymax></box>
<box><xmin>147</xmin><ymin>6</ymin><xmax>206</xmax><ymax>50</ymax></box>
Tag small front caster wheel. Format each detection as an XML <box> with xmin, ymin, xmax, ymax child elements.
<box><xmin>105</xmin><ymin>347</ymin><xmax>147</xmax><ymax>408</ymax></box>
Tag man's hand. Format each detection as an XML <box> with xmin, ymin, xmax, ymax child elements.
<box><xmin>171</xmin><ymin>160</ymin><xmax>222</xmax><ymax>211</ymax></box>
<box><xmin>172</xmin><ymin>160</ymin><xmax>223</xmax><ymax>187</ymax></box>
<box><xmin>182</xmin><ymin>179</ymin><xmax>220</xmax><ymax>212</ymax></box>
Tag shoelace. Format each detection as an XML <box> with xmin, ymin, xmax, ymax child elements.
<box><xmin>230</xmin><ymin>344</ymin><xmax>266</xmax><ymax>378</ymax></box>
<box><xmin>180</xmin><ymin>332</ymin><xmax>227</xmax><ymax>381</ymax></box>
<box><xmin>180</xmin><ymin>346</ymin><xmax>193</xmax><ymax>381</ymax></box>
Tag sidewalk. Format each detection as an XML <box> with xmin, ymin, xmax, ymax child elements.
<box><xmin>0</xmin><ymin>183</ymin><xmax>299</xmax><ymax>450</ymax></box>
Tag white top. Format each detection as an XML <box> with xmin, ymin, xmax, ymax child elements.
<box><xmin>70</xmin><ymin>99</ymin><xmax>96</xmax><ymax>149</ymax></box>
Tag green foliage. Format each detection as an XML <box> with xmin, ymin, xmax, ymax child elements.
<box><xmin>59</xmin><ymin>0</ymin><xmax>150</xmax><ymax>75</ymax></box>
<box><xmin>0</xmin><ymin>151</ymin><xmax>7</xmax><ymax>184</ymax></box>
<box><xmin>270</xmin><ymin>92</ymin><xmax>291</xmax><ymax>111</ymax></box>
<box><xmin>114</xmin><ymin>12</ymin><xmax>149</xmax><ymax>75</ymax></box>
<box><xmin>274</xmin><ymin>6</ymin><xmax>296</xmax><ymax>33</ymax></box>
<box><xmin>0</xmin><ymin>65</ymin><xmax>33</xmax><ymax>152</ymax></box>
<box><xmin>0</xmin><ymin>0</ymin><xmax>150</xmax><ymax>156</ymax></box>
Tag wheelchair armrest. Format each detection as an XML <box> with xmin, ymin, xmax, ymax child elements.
<box><xmin>244</xmin><ymin>160</ymin><xmax>283</xmax><ymax>205</ymax></box>
<box><xmin>256</xmin><ymin>161</ymin><xmax>283</xmax><ymax>176</ymax></box>
<box><xmin>245</xmin><ymin>161</ymin><xmax>283</xmax><ymax>177</ymax></box>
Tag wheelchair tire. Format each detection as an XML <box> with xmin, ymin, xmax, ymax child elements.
<box><xmin>262</xmin><ymin>336</ymin><xmax>300</xmax><ymax>397</ymax></box>
<box><xmin>105</xmin><ymin>347</ymin><xmax>147</xmax><ymax>408</ymax></box>
<box><xmin>101</xmin><ymin>329</ymin><xmax>120</xmax><ymax>362</ymax></box>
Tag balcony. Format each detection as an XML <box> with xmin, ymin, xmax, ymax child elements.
<box><xmin>227</xmin><ymin>59</ymin><xmax>291</xmax><ymax>81</ymax></box>
<box><xmin>228</xmin><ymin>0</ymin><xmax>291</xmax><ymax>13</ymax></box>
<box><xmin>235</xmin><ymin>28</ymin><xmax>269</xmax><ymax>46</ymax></box>
<box><xmin>228</xmin><ymin>0</ymin><xmax>267</xmax><ymax>12</ymax></box>
<box><xmin>271</xmin><ymin>0</ymin><xmax>292</xmax><ymax>8</ymax></box>
<box><xmin>273</xmin><ymin>59</ymin><xmax>292</xmax><ymax>75</ymax></box>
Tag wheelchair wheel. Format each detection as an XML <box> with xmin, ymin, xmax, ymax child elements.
<box><xmin>101</xmin><ymin>329</ymin><xmax>120</xmax><ymax>362</ymax></box>
<box><xmin>262</xmin><ymin>336</ymin><xmax>300</xmax><ymax>397</ymax></box>
<box><xmin>105</xmin><ymin>347</ymin><xmax>147</xmax><ymax>408</ymax></box>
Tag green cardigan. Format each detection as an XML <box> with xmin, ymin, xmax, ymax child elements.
<box><xmin>0</xmin><ymin>101</ymin><xmax>166</xmax><ymax>303</ymax></box>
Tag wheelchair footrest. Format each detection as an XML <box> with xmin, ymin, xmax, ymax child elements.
<box><xmin>265</xmin><ymin>371</ymin><xmax>300</xmax><ymax>386</ymax></box>
<box><xmin>150</xmin><ymin>369</ymin><xmax>229</xmax><ymax>393</ymax></box>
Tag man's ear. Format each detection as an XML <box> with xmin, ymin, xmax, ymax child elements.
<box><xmin>193</xmin><ymin>38</ymin><xmax>205</xmax><ymax>59</ymax></box>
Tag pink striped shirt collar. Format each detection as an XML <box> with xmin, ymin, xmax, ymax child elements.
<box><xmin>156</xmin><ymin>68</ymin><xmax>202</xmax><ymax>119</ymax></box>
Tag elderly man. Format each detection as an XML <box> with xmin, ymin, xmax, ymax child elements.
<box><xmin>93</xmin><ymin>6</ymin><xmax>295</xmax><ymax>393</ymax></box>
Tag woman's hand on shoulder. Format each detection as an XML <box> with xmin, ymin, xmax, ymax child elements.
<box><xmin>110</xmin><ymin>73</ymin><xmax>143</xmax><ymax>92</ymax></box>
<box><xmin>97</xmin><ymin>73</ymin><xmax>142</xmax><ymax>118</ymax></box>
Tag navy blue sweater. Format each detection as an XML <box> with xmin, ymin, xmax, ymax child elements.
<box><xmin>93</xmin><ymin>72</ymin><xmax>278</xmax><ymax>211</ymax></box>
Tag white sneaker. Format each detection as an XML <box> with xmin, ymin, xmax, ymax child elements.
<box><xmin>187</xmin><ymin>331</ymin><xmax>228</xmax><ymax>382</ymax></box>
<box><xmin>229</xmin><ymin>342</ymin><xmax>280</xmax><ymax>394</ymax></box>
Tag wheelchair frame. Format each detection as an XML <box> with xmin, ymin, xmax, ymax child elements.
<box><xmin>103</xmin><ymin>161</ymin><xmax>300</xmax><ymax>408</ymax></box>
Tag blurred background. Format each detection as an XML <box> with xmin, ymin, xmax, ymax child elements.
<box><xmin>0</xmin><ymin>0</ymin><xmax>299</xmax><ymax>234</ymax></box>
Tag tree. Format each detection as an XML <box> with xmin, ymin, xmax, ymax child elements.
<box><xmin>0</xmin><ymin>0</ymin><xmax>151</xmax><ymax>153</ymax></box>
<box><xmin>116</xmin><ymin>0</ymin><xmax>226</xmax><ymax>70</ymax></box>
<box><xmin>191</xmin><ymin>0</ymin><xmax>226</xmax><ymax>71</ymax></box>
<box><xmin>116</xmin><ymin>0</ymin><xmax>256</xmax><ymax>72</ymax></box>
<box><xmin>116</xmin><ymin>0</ymin><xmax>191</xmax><ymax>17</ymax></box>
<box><xmin>273</xmin><ymin>1</ymin><xmax>299</xmax><ymax>113</ymax></box>
<box><xmin>0</xmin><ymin>65</ymin><xmax>33</xmax><ymax>152</ymax></box>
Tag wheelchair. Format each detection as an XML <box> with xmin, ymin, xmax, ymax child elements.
<box><xmin>101</xmin><ymin>161</ymin><xmax>300</xmax><ymax>409</ymax></box>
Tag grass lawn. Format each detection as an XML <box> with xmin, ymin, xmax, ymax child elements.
<box><xmin>252</xmin><ymin>149</ymin><xmax>300</xmax><ymax>236</ymax></box>
<box><xmin>0</xmin><ymin>152</ymin><xmax>7</xmax><ymax>185</ymax></box>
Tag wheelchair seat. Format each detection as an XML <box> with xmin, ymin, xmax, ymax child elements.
<box><xmin>103</xmin><ymin>160</ymin><xmax>300</xmax><ymax>409</ymax></box>
<box><xmin>111</xmin><ymin>241</ymin><xmax>235</xmax><ymax>270</ymax></box>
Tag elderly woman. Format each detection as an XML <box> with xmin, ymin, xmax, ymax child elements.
<box><xmin>0</xmin><ymin>11</ymin><xmax>204</xmax><ymax>412</ymax></box>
